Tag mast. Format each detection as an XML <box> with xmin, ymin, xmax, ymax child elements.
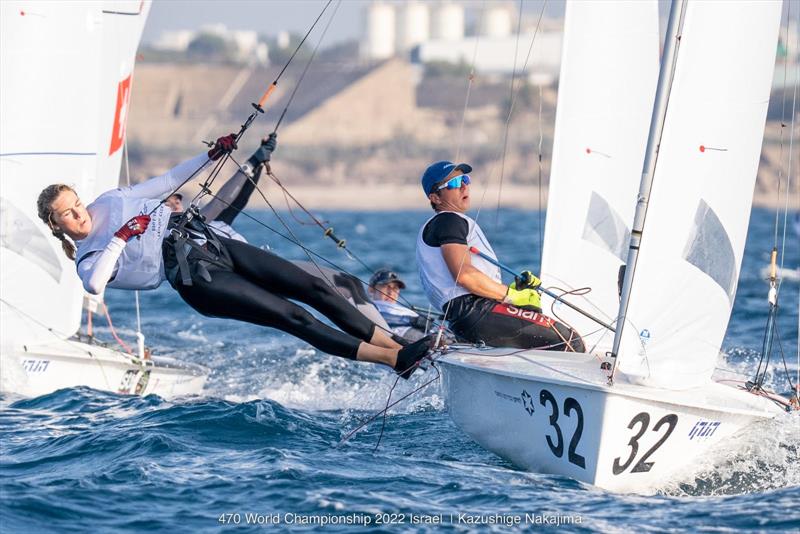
<box><xmin>609</xmin><ymin>0</ymin><xmax>687</xmax><ymax>377</ymax></box>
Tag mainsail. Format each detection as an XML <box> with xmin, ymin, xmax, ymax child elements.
<box><xmin>540</xmin><ymin>0</ymin><xmax>659</xmax><ymax>352</ymax></box>
<box><xmin>614</xmin><ymin>0</ymin><xmax>783</xmax><ymax>388</ymax></box>
<box><xmin>0</xmin><ymin>1</ymin><xmax>150</xmax><ymax>349</ymax></box>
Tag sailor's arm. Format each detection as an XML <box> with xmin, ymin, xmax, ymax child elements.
<box><xmin>77</xmin><ymin>216</ymin><xmax>150</xmax><ymax>294</ymax></box>
<box><xmin>78</xmin><ymin>241</ymin><xmax>123</xmax><ymax>295</ymax></box>
<box><xmin>201</xmin><ymin>133</ymin><xmax>276</xmax><ymax>222</ymax></box>
<box><xmin>441</xmin><ymin>243</ymin><xmax>508</xmax><ymax>300</ymax></box>
<box><xmin>118</xmin><ymin>153</ymin><xmax>211</xmax><ymax>200</ymax></box>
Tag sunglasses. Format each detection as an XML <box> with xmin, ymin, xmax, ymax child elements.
<box><xmin>435</xmin><ymin>174</ymin><xmax>471</xmax><ymax>192</ymax></box>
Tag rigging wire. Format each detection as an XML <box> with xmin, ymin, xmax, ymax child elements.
<box><xmin>338</xmin><ymin>363</ymin><xmax>442</xmax><ymax>447</ymax></box>
<box><xmin>196</xmin><ymin>179</ymin><xmax>451</xmax><ymax>335</ymax></box>
<box><xmin>754</xmin><ymin>1</ymin><xmax>798</xmax><ymax>397</ymax></box>
<box><xmin>438</xmin><ymin>0</ymin><xmax>549</xmax><ymax>336</ymax></box>
<box><xmin>453</xmin><ymin>0</ymin><xmax>486</xmax><ymax>165</ymax></box>
<box><xmin>493</xmin><ymin>0</ymin><xmax>526</xmax><ymax>228</ymax></box>
<box><xmin>123</xmin><ymin>137</ymin><xmax>144</xmax><ymax>358</ymax></box>
<box><xmin>271</xmin><ymin>1</ymin><xmax>342</xmax><ymax>134</ymax></box>
<box><xmin>537</xmin><ymin>83</ymin><xmax>544</xmax><ymax>262</ymax></box>
<box><xmin>149</xmin><ymin>0</ymin><xmax>336</xmax><ymax>213</ymax></box>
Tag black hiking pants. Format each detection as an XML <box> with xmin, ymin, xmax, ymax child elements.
<box><xmin>168</xmin><ymin>237</ymin><xmax>376</xmax><ymax>359</ymax></box>
<box><xmin>446</xmin><ymin>294</ymin><xmax>585</xmax><ymax>352</ymax></box>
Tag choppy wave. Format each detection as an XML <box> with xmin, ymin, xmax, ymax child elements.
<box><xmin>2</xmin><ymin>209</ymin><xmax>798</xmax><ymax>532</ymax></box>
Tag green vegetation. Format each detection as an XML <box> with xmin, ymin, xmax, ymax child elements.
<box><xmin>423</xmin><ymin>60</ymin><xmax>472</xmax><ymax>78</ymax></box>
<box><xmin>187</xmin><ymin>32</ymin><xmax>237</xmax><ymax>62</ymax></box>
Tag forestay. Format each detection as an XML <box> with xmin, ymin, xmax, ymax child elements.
<box><xmin>614</xmin><ymin>1</ymin><xmax>783</xmax><ymax>388</ymax></box>
<box><xmin>0</xmin><ymin>1</ymin><xmax>150</xmax><ymax>349</ymax></box>
<box><xmin>540</xmin><ymin>0</ymin><xmax>659</xmax><ymax>352</ymax></box>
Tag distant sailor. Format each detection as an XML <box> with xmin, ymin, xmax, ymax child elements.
<box><xmin>415</xmin><ymin>160</ymin><xmax>584</xmax><ymax>352</ymax></box>
<box><xmin>36</xmin><ymin>132</ymin><xmax>431</xmax><ymax>379</ymax></box>
<box><xmin>368</xmin><ymin>269</ymin><xmax>429</xmax><ymax>341</ymax></box>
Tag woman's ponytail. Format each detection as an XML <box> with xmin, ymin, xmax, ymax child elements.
<box><xmin>36</xmin><ymin>184</ymin><xmax>78</xmax><ymax>260</ymax></box>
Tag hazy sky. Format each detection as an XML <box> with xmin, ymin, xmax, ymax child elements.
<box><xmin>143</xmin><ymin>1</ymin><xmax>364</xmax><ymax>44</ymax></box>
<box><xmin>142</xmin><ymin>1</ymin><xmax>569</xmax><ymax>45</ymax></box>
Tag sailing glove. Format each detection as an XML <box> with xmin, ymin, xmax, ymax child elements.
<box><xmin>504</xmin><ymin>285</ymin><xmax>542</xmax><ymax>311</ymax></box>
<box><xmin>248</xmin><ymin>133</ymin><xmax>278</xmax><ymax>166</ymax></box>
<box><xmin>514</xmin><ymin>270</ymin><xmax>541</xmax><ymax>290</ymax></box>
<box><xmin>114</xmin><ymin>215</ymin><xmax>151</xmax><ymax>242</ymax></box>
<box><xmin>208</xmin><ymin>133</ymin><xmax>238</xmax><ymax>161</ymax></box>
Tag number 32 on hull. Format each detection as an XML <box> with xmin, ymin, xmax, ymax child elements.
<box><xmin>527</xmin><ymin>388</ymin><xmax>679</xmax><ymax>481</ymax></box>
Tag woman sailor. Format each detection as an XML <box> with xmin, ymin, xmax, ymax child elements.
<box><xmin>37</xmin><ymin>134</ymin><xmax>431</xmax><ymax>379</ymax></box>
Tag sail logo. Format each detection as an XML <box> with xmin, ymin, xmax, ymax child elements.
<box><xmin>688</xmin><ymin>420</ymin><xmax>721</xmax><ymax>441</ymax></box>
<box><xmin>109</xmin><ymin>75</ymin><xmax>132</xmax><ymax>156</ymax></box>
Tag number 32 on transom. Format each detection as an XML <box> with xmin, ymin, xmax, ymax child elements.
<box><xmin>612</xmin><ymin>412</ymin><xmax>678</xmax><ymax>475</ymax></box>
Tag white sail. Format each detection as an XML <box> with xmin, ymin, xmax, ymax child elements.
<box><xmin>95</xmin><ymin>0</ymin><xmax>151</xmax><ymax>196</ymax></box>
<box><xmin>0</xmin><ymin>1</ymin><xmax>150</xmax><ymax>350</ymax></box>
<box><xmin>540</xmin><ymin>0</ymin><xmax>659</xmax><ymax>352</ymax></box>
<box><xmin>615</xmin><ymin>1</ymin><xmax>783</xmax><ymax>388</ymax></box>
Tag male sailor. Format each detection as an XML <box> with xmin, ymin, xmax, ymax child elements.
<box><xmin>416</xmin><ymin>160</ymin><xmax>584</xmax><ymax>352</ymax></box>
<box><xmin>368</xmin><ymin>269</ymin><xmax>429</xmax><ymax>341</ymax></box>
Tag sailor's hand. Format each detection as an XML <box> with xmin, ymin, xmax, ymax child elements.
<box><xmin>208</xmin><ymin>133</ymin><xmax>238</xmax><ymax>161</ymax></box>
<box><xmin>504</xmin><ymin>285</ymin><xmax>542</xmax><ymax>311</ymax></box>
<box><xmin>114</xmin><ymin>215</ymin><xmax>151</xmax><ymax>242</ymax></box>
<box><xmin>514</xmin><ymin>270</ymin><xmax>541</xmax><ymax>290</ymax></box>
<box><xmin>249</xmin><ymin>132</ymin><xmax>278</xmax><ymax>166</ymax></box>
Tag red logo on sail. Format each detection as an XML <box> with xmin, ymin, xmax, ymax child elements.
<box><xmin>109</xmin><ymin>75</ymin><xmax>132</xmax><ymax>155</ymax></box>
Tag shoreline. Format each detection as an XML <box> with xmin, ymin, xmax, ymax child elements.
<box><xmin>179</xmin><ymin>183</ymin><xmax>799</xmax><ymax>211</ymax></box>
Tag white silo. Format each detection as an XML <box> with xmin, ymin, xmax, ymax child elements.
<box><xmin>480</xmin><ymin>3</ymin><xmax>513</xmax><ymax>38</ymax></box>
<box><xmin>396</xmin><ymin>1</ymin><xmax>429</xmax><ymax>52</ymax></box>
<box><xmin>362</xmin><ymin>1</ymin><xmax>396</xmax><ymax>60</ymax></box>
<box><xmin>431</xmin><ymin>1</ymin><xmax>465</xmax><ymax>41</ymax></box>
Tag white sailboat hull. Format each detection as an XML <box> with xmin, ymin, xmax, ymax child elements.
<box><xmin>438</xmin><ymin>348</ymin><xmax>785</xmax><ymax>493</ymax></box>
<box><xmin>2</xmin><ymin>339</ymin><xmax>208</xmax><ymax>399</ymax></box>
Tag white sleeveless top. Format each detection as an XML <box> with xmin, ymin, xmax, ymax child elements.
<box><xmin>416</xmin><ymin>211</ymin><xmax>501</xmax><ymax>311</ymax></box>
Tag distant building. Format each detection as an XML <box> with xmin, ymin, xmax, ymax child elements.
<box><xmin>153</xmin><ymin>24</ymin><xmax>269</xmax><ymax>65</ymax></box>
<box><xmin>417</xmin><ymin>31</ymin><xmax>563</xmax><ymax>85</ymax></box>
<box><xmin>153</xmin><ymin>29</ymin><xmax>194</xmax><ymax>51</ymax></box>
<box><xmin>359</xmin><ymin>1</ymin><xmax>560</xmax><ymax>83</ymax></box>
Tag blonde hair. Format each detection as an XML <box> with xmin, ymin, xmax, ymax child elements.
<box><xmin>37</xmin><ymin>184</ymin><xmax>77</xmax><ymax>260</ymax></box>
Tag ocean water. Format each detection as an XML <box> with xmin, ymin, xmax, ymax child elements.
<box><xmin>1</xmin><ymin>207</ymin><xmax>798</xmax><ymax>533</ymax></box>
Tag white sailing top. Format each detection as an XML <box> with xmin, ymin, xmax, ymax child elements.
<box><xmin>75</xmin><ymin>153</ymin><xmax>210</xmax><ymax>293</ymax></box>
<box><xmin>416</xmin><ymin>211</ymin><xmax>501</xmax><ymax>311</ymax></box>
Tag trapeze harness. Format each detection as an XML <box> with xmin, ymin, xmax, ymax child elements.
<box><xmin>163</xmin><ymin>206</ymin><xmax>234</xmax><ymax>288</ymax></box>
<box><xmin>416</xmin><ymin>211</ymin><xmax>585</xmax><ymax>352</ymax></box>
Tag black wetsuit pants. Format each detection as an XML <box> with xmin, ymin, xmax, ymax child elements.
<box><xmin>168</xmin><ymin>237</ymin><xmax>376</xmax><ymax>359</ymax></box>
<box><xmin>446</xmin><ymin>295</ymin><xmax>585</xmax><ymax>352</ymax></box>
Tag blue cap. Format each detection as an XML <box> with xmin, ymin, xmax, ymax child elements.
<box><xmin>421</xmin><ymin>160</ymin><xmax>473</xmax><ymax>195</ymax></box>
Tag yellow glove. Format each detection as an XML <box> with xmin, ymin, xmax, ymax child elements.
<box><xmin>514</xmin><ymin>270</ymin><xmax>541</xmax><ymax>289</ymax></box>
<box><xmin>504</xmin><ymin>285</ymin><xmax>542</xmax><ymax>311</ymax></box>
